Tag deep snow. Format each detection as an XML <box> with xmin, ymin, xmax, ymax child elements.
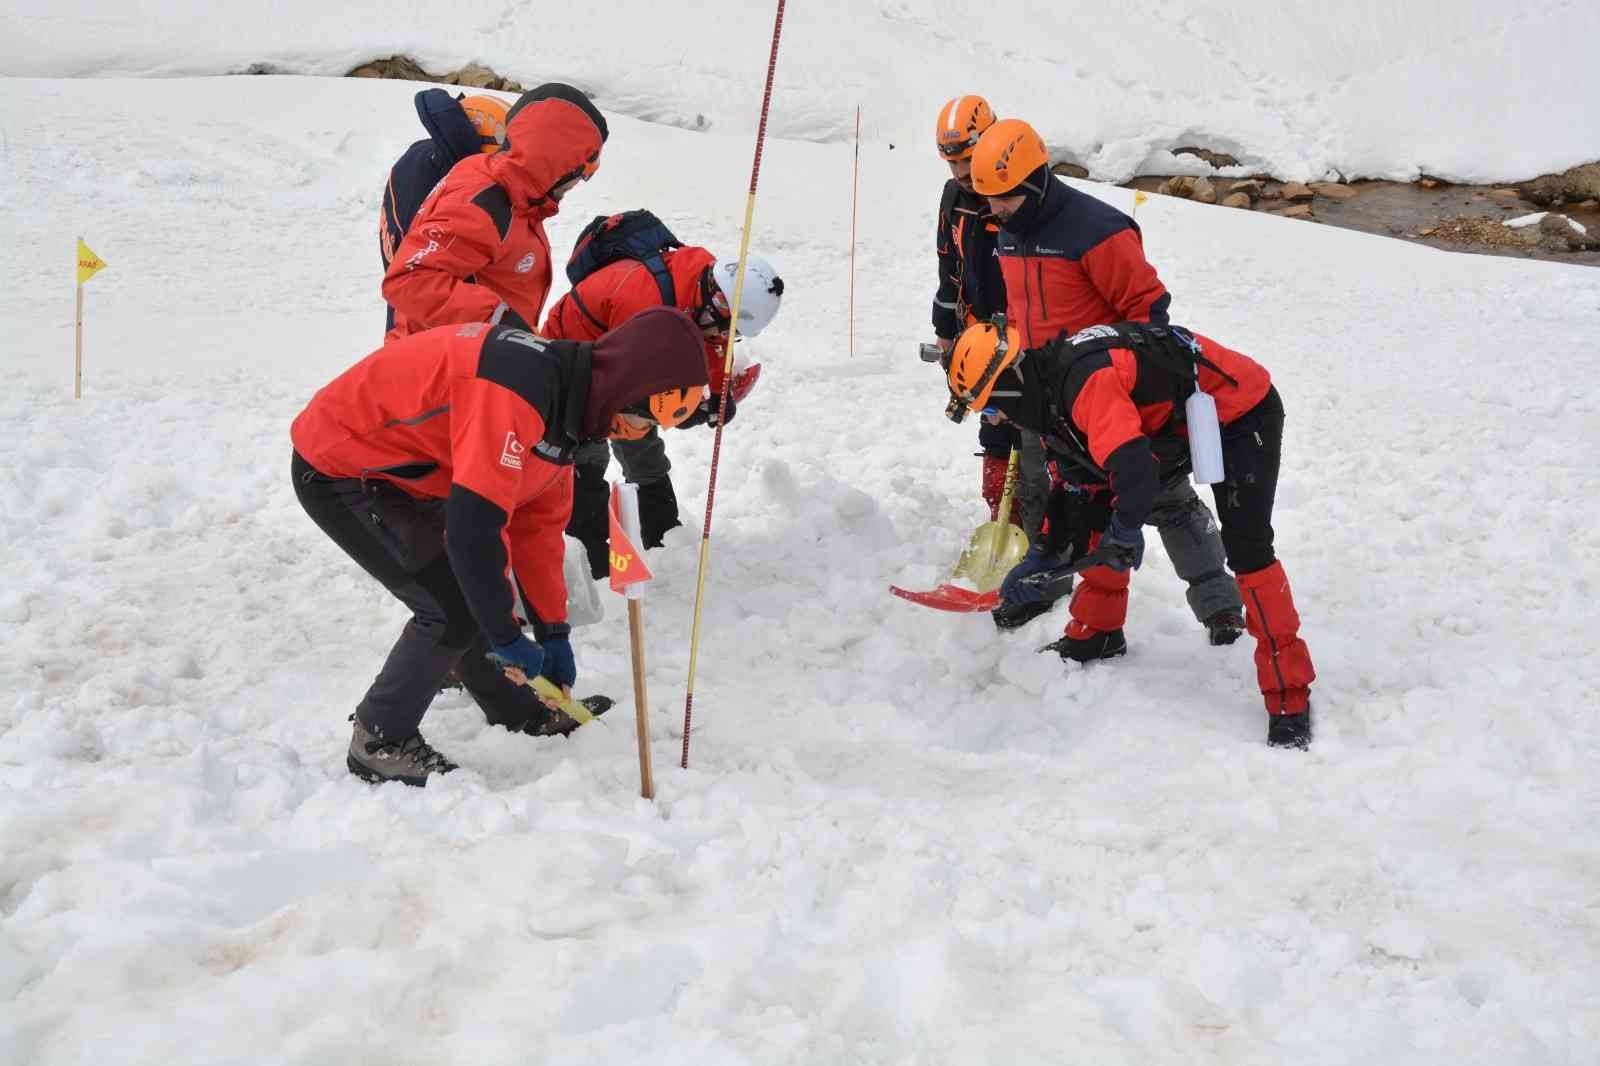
<box><xmin>4</xmin><ymin>11</ymin><xmax>1600</xmax><ymax>1065</ymax></box>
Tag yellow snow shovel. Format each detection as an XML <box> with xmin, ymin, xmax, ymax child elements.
<box><xmin>953</xmin><ymin>447</ymin><xmax>1030</xmax><ymax>592</ymax></box>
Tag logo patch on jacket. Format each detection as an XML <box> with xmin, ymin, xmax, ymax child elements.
<box><xmin>515</xmin><ymin>252</ymin><xmax>536</xmax><ymax>274</ymax></box>
<box><xmin>500</xmin><ymin>431</ymin><xmax>525</xmax><ymax>470</ymax></box>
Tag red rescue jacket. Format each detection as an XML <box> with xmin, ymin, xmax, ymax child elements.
<box><xmin>382</xmin><ymin>95</ymin><xmax>605</xmax><ymax>340</ymax></box>
<box><xmin>1036</xmin><ymin>326</ymin><xmax>1271</xmax><ymax>528</ymax></box>
<box><xmin>541</xmin><ymin>246</ymin><xmax>729</xmax><ymax>391</ymax></box>
<box><xmin>291</xmin><ymin>323</ymin><xmax>585</xmax><ymax>640</ymax></box>
<box><xmin>996</xmin><ymin>177</ymin><xmax>1171</xmax><ymax>349</ymax></box>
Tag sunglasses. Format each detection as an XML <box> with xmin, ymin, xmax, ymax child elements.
<box><xmin>937</xmin><ymin>137</ymin><xmax>977</xmax><ymax>161</ymax></box>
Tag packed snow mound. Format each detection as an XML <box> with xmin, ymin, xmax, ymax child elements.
<box><xmin>6</xmin><ymin>0</ymin><xmax>1600</xmax><ymax>184</ymax></box>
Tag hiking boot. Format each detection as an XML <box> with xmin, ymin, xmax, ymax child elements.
<box><xmin>1267</xmin><ymin>708</ymin><xmax>1313</xmax><ymax>750</ymax></box>
<box><xmin>991</xmin><ymin>598</ymin><xmax>1055</xmax><ymax>631</ymax></box>
<box><xmin>1044</xmin><ymin>626</ymin><xmax>1128</xmax><ymax>663</ymax></box>
<box><xmin>1204</xmin><ymin>609</ymin><xmax>1245</xmax><ymax>646</ymax></box>
<box><xmin>346</xmin><ymin>716</ymin><xmax>458</xmax><ymax>787</ymax></box>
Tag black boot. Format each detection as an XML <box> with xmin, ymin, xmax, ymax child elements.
<box><xmin>636</xmin><ymin>478</ymin><xmax>682</xmax><ymax>549</ymax></box>
<box><xmin>1204</xmin><ymin>609</ymin><xmax>1245</xmax><ymax>646</ymax></box>
<box><xmin>991</xmin><ymin>598</ymin><xmax>1055</xmax><ymax>630</ymax></box>
<box><xmin>1267</xmin><ymin>707</ymin><xmax>1313</xmax><ymax>749</ymax></box>
<box><xmin>1044</xmin><ymin>626</ymin><xmax>1128</xmax><ymax>663</ymax></box>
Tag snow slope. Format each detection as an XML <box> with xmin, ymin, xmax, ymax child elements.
<box><xmin>3</xmin><ymin>58</ymin><xmax>1600</xmax><ymax>1066</ymax></box>
<box><xmin>5</xmin><ymin>0</ymin><xmax>1600</xmax><ymax>183</ymax></box>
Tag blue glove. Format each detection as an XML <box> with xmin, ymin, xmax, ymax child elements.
<box><xmin>1000</xmin><ymin>548</ymin><xmax>1059</xmax><ymax>605</ymax></box>
<box><xmin>539</xmin><ymin>634</ymin><xmax>577</xmax><ymax>689</ymax></box>
<box><xmin>487</xmin><ymin>634</ymin><xmax>544</xmax><ymax>676</ymax></box>
<box><xmin>1097</xmin><ymin>515</ymin><xmax>1145</xmax><ymax>572</ymax></box>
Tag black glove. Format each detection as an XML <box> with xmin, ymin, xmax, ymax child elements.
<box><xmin>680</xmin><ymin>391</ymin><xmax>737</xmax><ymax>430</ymax></box>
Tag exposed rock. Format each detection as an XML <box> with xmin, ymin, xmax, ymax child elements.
<box><xmin>1191</xmin><ymin>176</ymin><xmax>1217</xmax><ymax>204</ymax></box>
<box><xmin>1517</xmin><ymin>162</ymin><xmax>1600</xmax><ymax>207</ymax></box>
<box><xmin>1419</xmin><ymin>176</ymin><xmax>1443</xmax><ymax>189</ymax></box>
<box><xmin>1051</xmin><ymin>161</ymin><xmax>1089</xmax><ymax>180</ymax></box>
<box><xmin>1158</xmin><ymin>175</ymin><xmax>1197</xmax><ymax>198</ymax></box>
<box><xmin>1532</xmin><ymin>211</ymin><xmax>1598</xmax><ymax>251</ymax></box>
<box><xmin>349</xmin><ymin>55</ymin><xmax>431</xmax><ymax>81</ymax></box>
<box><xmin>1281</xmin><ymin>182</ymin><xmax>1315</xmax><ymax>202</ymax></box>
<box><xmin>346</xmin><ymin>56</ymin><xmax>524</xmax><ymax>93</ymax></box>
<box><xmin>1173</xmin><ymin>146</ymin><xmax>1240</xmax><ymax>168</ymax></box>
<box><xmin>1580</xmin><ymin>199</ymin><xmax>1600</xmax><ymax>210</ymax></box>
<box><xmin>1311</xmin><ymin>182</ymin><xmax>1359</xmax><ymax>201</ymax></box>
<box><xmin>1227</xmin><ymin>180</ymin><xmax>1264</xmax><ymax>201</ymax></box>
<box><xmin>1489</xmin><ymin>188</ymin><xmax>1522</xmax><ymax>202</ymax></box>
<box><xmin>1221</xmin><ymin>192</ymin><xmax>1252</xmax><ymax>209</ymax></box>
<box><xmin>1275</xmin><ymin>204</ymin><xmax>1314</xmax><ymax>219</ymax></box>
<box><xmin>448</xmin><ymin>63</ymin><xmax>504</xmax><ymax>89</ymax></box>
<box><xmin>1427</xmin><ymin>215</ymin><xmax>1543</xmax><ymax>249</ymax></box>
<box><xmin>1257</xmin><ymin>184</ymin><xmax>1282</xmax><ymax>201</ymax></box>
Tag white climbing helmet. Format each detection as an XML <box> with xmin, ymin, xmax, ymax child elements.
<box><xmin>708</xmin><ymin>252</ymin><xmax>784</xmax><ymax>338</ymax></box>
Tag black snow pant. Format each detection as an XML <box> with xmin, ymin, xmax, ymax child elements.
<box><xmin>1210</xmin><ymin>386</ymin><xmax>1284</xmax><ymax>575</ymax></box>
<box><xmin>566</xmin><ymin>431</ymin><xmax>680</xmax><ymax>578</ymax></box>
<box><xmin>291</xmin><ymin>452</ymin><xmax>548</xmax><ymax>739</ymax></box>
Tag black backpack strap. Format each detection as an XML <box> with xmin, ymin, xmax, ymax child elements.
<box><xmin>641</xmin><ymin>252</ymin><xmax>675</xmax><ymax>305</ymax></box>
<box><xmin>567</xmin><ymin>286</ymin><xmax>605</xmax><ymax>332</ymax></box>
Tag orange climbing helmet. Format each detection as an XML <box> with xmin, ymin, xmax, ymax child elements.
<box><xmin>934</xmin><ymin>95</ymin><xmax>996</xmax><ymax>161</ymax></box>
<box><xmin>608</xmin><ymin>385</ymin><xmax>707</xmax><ymax>440</ymax></box>
<box><xmin>945</xmin><ymin>316</ymin><xmax>1023</xmax><ymax>423</ymax></box>
<box><xmin>970</xmin><ymin>118</ymin><xmax>1050</xmax><ymax>196</ymax></box>
<box><xmin>460</xmin><ymin>95</ymin><xmax>510</xmax><ymax>154</ymax></box>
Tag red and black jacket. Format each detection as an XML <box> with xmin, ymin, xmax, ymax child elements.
<box><xmin>540</xmin><ymin>246</ymin><xmax>727</xmax><ymax>391</ymax></box>
<box><xmin>1029</xmin><ymin>324</ymin><xmax>1271</xmax><ymax>529</ymax></box>
<box><xmin>291</xmin><ymin>322</ymin><xmax>589</xmax><ymax>644</ymax></box>
<box><xmin>933</xmin><ymin>180</ymin><xmax>1008</xmax><ymax>340</ymax></box>
<box><xmin>996</xmin><ymin>176</ymin><xmax>1171</xmax><ymax>348</ymax></box>
<box><xmin>382</xmin><ymin>86</ymin><xmax>607</xmax><ymax>341</ymax></box>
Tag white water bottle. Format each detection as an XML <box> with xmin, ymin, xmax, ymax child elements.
<box><xmin>1186</xmin><ymin>388</ymin><xmax>1226</xmax><ymax>485</ymax></box>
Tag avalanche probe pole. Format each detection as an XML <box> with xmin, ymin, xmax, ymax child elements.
<box><xmin>681</xmin><ymin>0</ymin><xmax>787</xmax><ymax>770</ymax></box>
<box><xmin>849</xmin><ymin>105</ymin><xmax>860</xmax><ymax>358</ymax></box>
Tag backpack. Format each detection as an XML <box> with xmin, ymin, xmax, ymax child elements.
<box><xmin>564</xmin><ymin>210</ymin><xmax>682</xmax><ymax>329</ymax></box>
<box><xmin>1055</xmin><ymin>322</ymin><xmax>1238</xmax><ymax>414</ymax></box>
<box><xmin>1043</xmin><ymin>322</ymin><xmax>1241</xmax><ymax>480</ymax></box>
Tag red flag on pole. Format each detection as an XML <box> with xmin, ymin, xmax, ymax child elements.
<box><xmin>608</xmin><ymin>484</ymin><xmax>653</xmax><ymax>595</ymax></box>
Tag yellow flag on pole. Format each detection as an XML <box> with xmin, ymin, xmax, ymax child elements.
<box><xmin>76</xmin><ymin>238</ymin><xmax>107</xmax><ymax>285</ymax></box>
<box><xmin>1133</xmin><ymin>191</ymin><xmax>1149</xmax><ymax>214</ymax></box>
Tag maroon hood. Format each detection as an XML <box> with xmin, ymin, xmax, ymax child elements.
<box><xmin>582</xmin><ymin>307</ymin><xmax>711</xmax><ymax>438</ymax></box>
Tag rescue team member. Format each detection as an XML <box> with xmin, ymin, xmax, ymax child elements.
<box><xmin>945</xmin><ymin>319</ymin><xmax>1315</xmax><ymax>749</ymax></box>
<box><xmin>290</xmin><ymin>308</ymin><xmax>710</xmax><ymax>785</ymax></box>
<box><xmin>382</xmin><ymin>83</ymin><xmax>608</xmax><ymax>340</ymax></box>
<box><xmin>542</xmin><ymin>235</ymin><xmax>783</xmax><ymax>576</ymax></box>
<box><xmin>378</xmin><ymin>90</ymin><xmax>510</xmax><ymax>333</ymax></box>
<box><xmin>969</xmin><ymin>117</ymin><xmax>1245</xmax><ymax>646</ymax></box>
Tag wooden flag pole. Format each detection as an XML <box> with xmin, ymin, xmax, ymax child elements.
<box><xmin>74</xmin><ymin>280</ymin><xmax>84</xmax><ymax>400</ymax></box>
<box><xmin>849</xmin><ymin>106</ymin><xmax>860</xmax><ymax>358</ymax></box>
<box><xmin>628</xmin><ymin>600</ymin><xmax>654</xmax><ymax>799</ymax></box>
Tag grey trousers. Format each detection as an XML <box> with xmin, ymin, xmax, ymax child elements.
<box><xmin>577</xmin><ymin>429</ymin><xmax>674</xmax><ymax>484</ymax></box>
<box><xmin>1149</xmin><ymin>478</ymin><xmax>1242</xmax><ymax>622</ymax></box>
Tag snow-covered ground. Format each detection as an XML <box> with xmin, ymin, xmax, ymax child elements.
<box><xmin>4</xmin><ymin>9</ymin><xmax>1600</xmax><ymax>1064</ymax></box>
<box><xmin>6</xmin><ymin>0</ymin><xmax>1600</xmax><ymax>184</ymax></box>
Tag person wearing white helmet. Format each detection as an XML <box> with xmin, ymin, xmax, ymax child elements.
<box><xmin>541</xmin><ymin>219</ymin><xmax>784</xmax><ymax>575</ymax></box>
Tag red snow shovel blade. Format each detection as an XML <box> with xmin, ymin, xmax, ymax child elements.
<box><xmin>889</xmin><ymin>583</ymin><xmax>1001</xmax><ymax>613</ymax></box>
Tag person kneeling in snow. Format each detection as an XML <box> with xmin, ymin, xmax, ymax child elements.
<box><xmin>290</xmin><ymin>308</ymin><xmax>709</xmax><ymax>785</ymax></box>
<box><xmin>944</xmin><ymin>319</ymin><xmax>1316</xmax><ymax>749</ymax></box>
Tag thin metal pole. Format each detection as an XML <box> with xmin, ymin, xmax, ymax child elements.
<box><xmin>849</xmin><ymin>105</ymin><xmax>860</xmax><ymax>358</ymax></box>
<box><xmin>74</xmin><ymin>283</ymin><xmax>83</xmax><ymax>400</ymax></box>
<box><xmin>681</xmin><ymin>0</ymin><xmax>787</xmax><ymax>769</ymax></box>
